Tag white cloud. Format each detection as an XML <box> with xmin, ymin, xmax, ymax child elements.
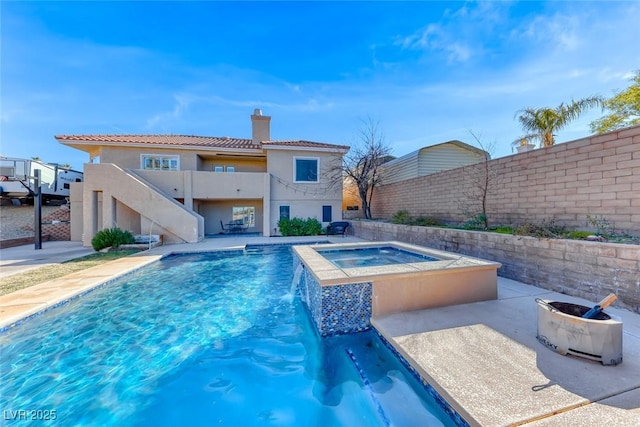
<box><xmin>145</xmin><ymin>95</ymin><xmax>192</xmax><ymax>129</ymax></box>
<box><xmin>391</xmin><ymin>1</ymin><xmax>512</xmax><ymax>64</ymax></box>
<box><xmin>523</xmin><ymin>13</ymin><xmax>582</xmax><ymax>51</ymax></box>
<box><xmin>394</xmin><ymin>23</ymin><xmax>475</xmax><ymax>64</ymax></box>
<box><xmin>395</xmin><ymin>24</ymin><xmax>440</xmax><ymax>50</ymax></box>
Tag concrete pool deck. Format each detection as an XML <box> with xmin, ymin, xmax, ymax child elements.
<box><xmin>1</xmin><ymin>238</ymin><xmax>639</xmax><ymax>425</ymax></box>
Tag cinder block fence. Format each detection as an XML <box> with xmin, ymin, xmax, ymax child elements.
<box><xmin>371</xmin><ymin>125</ymin><xmax>640</xmax><ymax>235</ymax></box>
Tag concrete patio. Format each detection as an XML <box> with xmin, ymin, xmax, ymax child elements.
<box><xmin>373</xmin><ymin>278</ymin><xmax>640</xmax><ymax>426</ymax></box>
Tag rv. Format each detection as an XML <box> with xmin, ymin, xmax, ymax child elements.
<box><xmin>0</xmin><ymin>156</ymin><xmax>83</xmax><ymax>204</ymax></box>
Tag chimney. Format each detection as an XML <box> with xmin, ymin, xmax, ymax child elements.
<box><xmin>251</xmin><ymin>108</ymin><xmax>271</xmax><ymax>144</ymax></box>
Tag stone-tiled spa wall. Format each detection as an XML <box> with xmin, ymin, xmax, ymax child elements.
<box><xmin>295</xmin><ymin>258</ymin><xmax>372</xmax><ymax>336</ymax></box>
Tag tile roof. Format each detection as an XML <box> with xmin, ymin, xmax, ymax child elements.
<box><xmin>55</xmin><ymin>135</ymin><xmax>349</xmax><ymax>151</ymax></box>
<box><xmin>55</xmin><ymin>135</ymin><xmax>258</xmax><ymax>149</ymax></box>
<box><xmin>263</xmin><ymin>140</ymin><xmax>350</xmax><ymax>150</ymax></box>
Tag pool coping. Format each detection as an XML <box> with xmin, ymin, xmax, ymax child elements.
<box><xmin>293</xmin><ymin>240</ymin><xmax>501</xmax><ymax>285</ymax></box>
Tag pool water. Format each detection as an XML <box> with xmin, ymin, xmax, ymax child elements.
<box><xmin>0</xmin><ymin>246</ymin><xmax>455</xmax><ymax>426</ymax></box>
<box><xmin>318</xmin><ymin>246</ymin><xmax>439</xmax><ymax>268</ymax></box>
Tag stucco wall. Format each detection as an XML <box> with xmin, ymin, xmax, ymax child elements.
<box><xmin>268</xmin><ymin>149</ymin><xmax>343</xmax><ymax>232</ymax></box>
<box><xmin>352</xmin><ymin>220</ymin><xmax>640</xmax><ymax>314</ymax></box>
<box><xmin>99</xmin><ymin>147</ymin><xmax>199</xmax><ymax>170</ymax></box>
<box><xmin>371</xmin><ymin>126</ymin><xmax>640</xmax><ymax>234</ymax></box>
<box><xmin>69</xmin><ymin>182</ymin><xmax>83</xmax><ymax>241</ymax></box>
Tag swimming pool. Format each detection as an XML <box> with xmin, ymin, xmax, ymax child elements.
<box><xmin>317</xmin><ymin>246</ymin><xmax>439</xmax><ymax>268</ymax></box>
<box><xmin>0</xmin><ymin>245</ymin><xmax>457</xmax><ymax>426</ymax></box>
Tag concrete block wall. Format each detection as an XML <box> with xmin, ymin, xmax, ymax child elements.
<box><xmin>43</xmin><ymin>206</ymin><xmax>71</xmax><ymax>241</ymax></box>
<box><xmin>353</xmin><ymin>221</ymin><xmax>640</xmax><ymax>314</ymax></box>
<box><xmin>371</xmin><ymin>125</ymin><xmax>640</xmax><ymax>234</ymax></box>
<box><xmin>21</xmin><ymin>205</ymin><xmax>71</xmax><ymax>241</ymax></box>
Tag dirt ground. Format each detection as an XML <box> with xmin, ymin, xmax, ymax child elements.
<box><xmin>0</xmin><ymin>205</ymin><xmax>60</xmax><ymax>240</ymax></box>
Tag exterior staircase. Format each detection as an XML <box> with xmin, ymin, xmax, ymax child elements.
<box><xmin>84</xmin><ymin>164</ymin><xmax>203</xmax><ymax>243</ymax></box>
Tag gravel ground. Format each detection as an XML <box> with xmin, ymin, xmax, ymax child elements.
<box><xmin>0</xmin><ymin>205</ymin><xmax>60</xmax><ymax>240</ymax></box>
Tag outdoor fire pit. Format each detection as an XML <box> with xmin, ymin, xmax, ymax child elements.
<box><xmin>536</xmin><ymin>299</ymin><xmax>623</xmax><ymax>366</ymax></box>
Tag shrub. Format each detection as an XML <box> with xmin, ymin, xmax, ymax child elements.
<box><xmin>91</xmin><ymin>227</ymin><xmax>135</xmax><ymax>251</ymax></box>
<box><xmin>514</xmin><ymin>219</ymin><xmax>566</xmax><ymax>238</ymax></box>
<box><xmin>277</xmin><ymin>217</ymin><xmax>322</xmax><ymax>236</ymax></box>
<box><xmin>414</xmin><ymin>216</ymin><xmax>440</xmax><ymax>227</ymax></box>
<box><xmin>586</xmin><ymin>214</ymin><xmax>613</xmax><ymax>238</ymax></box>
<box><xmin>391</xmin><ymin>210</ymin><xmax>412</xmax><ymax>225</ymax></box>
<box><xmin>463</xmin><ymin>213</ymin><xmax>488</xmax><ymax>230</ymax></box>
<box><xmin>302</xmin><ymin>217</ymin><xmax>322</xmax><ymax>235</ymax></box>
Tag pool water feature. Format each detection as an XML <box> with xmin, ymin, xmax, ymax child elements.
<box><xmin>0</xmin><ymin>245</ymin><xmax>458</xmax><ymax>427</ymax></box>
<box><xmin>318</xmin><ymin>246</ymin><xmax>439</xmax><ymax>268</ymax></box>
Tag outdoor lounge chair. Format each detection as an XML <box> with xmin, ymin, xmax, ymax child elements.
<box><xmin>326</xmin><ymin>221</ymin><xmax>350</xmax><ymax>237</ymax></box>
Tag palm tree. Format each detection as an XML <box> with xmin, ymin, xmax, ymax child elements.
<box><xmin>516</xmin><ymin>96</ymin><xmax>603</xmax><ymax>147</ymax></box>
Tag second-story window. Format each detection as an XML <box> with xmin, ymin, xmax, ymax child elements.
<box><xmin>141</xmin><ymin>155</ymin><xmax>179</xmax><ymax>171</ymax></box>
<box><xmin>294</xmin><ymin>157</ymin><xmax>318</xmax><ymax>183</ymax></box>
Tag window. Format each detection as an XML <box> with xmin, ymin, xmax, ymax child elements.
<box><xmin>141</xmin><ymin>155</ymin><xmax>179</xmax><ymax>171</ymax></box>
<box><xmin>279</xmin><ymin>205</ymin><xmax>290</xmax><ymax>220</ymax></box>
<box><xmin>233</xmin><ymin>206</ymin><xmax>255</xmax><ymax>227</ymax></box>
<box><xmin>214</xmin><ymin>166</ymin><xmax>224</xmax><ymax>172</ymax></box>
<box><xmin>226</xmin><ymin>166</ymin><xmax>235</xmax><ymax>172</ymax></box>
<box><xmin>294</xmin><ymin>157</ymin><xmax>319</xmax><ymax>183</ymax></box>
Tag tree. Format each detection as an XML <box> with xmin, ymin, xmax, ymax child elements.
<box><xmin>460</xmin><ymin>130</ymin><xmax>495</xmax><ymax>230</ymax></box>
<box><xmin>590</xmin><ymin>70</ymin><xmax>640</xmax><ymax>134</ymax></box>
<box><xmin>515</xmin><ymin>96</ymin><xmax>603</xmax><ymax>147</ymax></box>
<box><xmin>339</xmin><ymin>118</ymin><xmax>393</xmax><ymax>219</ymax></box>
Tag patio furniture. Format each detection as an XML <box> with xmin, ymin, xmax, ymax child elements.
<box><xmin>222</xmin><ymin>219</ymin><xmax>248</xmax><ymax>233</ymax></box>
<box><xmin>326</xmin><ymin>221</ymin><xmax>350</xmax><ymax>237</ymax></box>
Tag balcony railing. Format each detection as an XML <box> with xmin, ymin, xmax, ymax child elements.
<box><xmin>135</xmin><ymin>170</ymin><xmax>269</xmax><ymax>199</ymax></box>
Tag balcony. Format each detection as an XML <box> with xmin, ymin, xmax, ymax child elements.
<box><xmin>135</xmin><ymin>170</ymin><xmax>269</xmax><ymax>200</ymax></box>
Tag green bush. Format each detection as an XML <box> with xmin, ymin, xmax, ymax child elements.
<box><xmin>277</xmin><ymin>217</ymin><xmax>322</xmax><ymax>236</ymax></box>
<box><xmin>91</xmin><ymin>227</ymin><xmax>135</xmax><ymax>251</ymax></box>
<box><xmin>463</xmin><ymin>213</ymin><xmax>488</xmax><ymax>230</ymax></box>
<box><xmin>414</xmin><ymin>216</ymin><xmax>440</xmax><ymax>227</ymax></box>
<box><xmin>391</xmin><ymin>210</ymin><xmax>412</xmax><ymax>224</ymax></box>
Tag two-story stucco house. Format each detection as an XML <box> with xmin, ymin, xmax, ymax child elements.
<box><xmin>56</xmin><ymin>110</ymin><xmax>349</xmax><ymax>246</ymax></box>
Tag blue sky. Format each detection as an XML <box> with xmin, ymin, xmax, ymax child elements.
<box><xmin>1</xmin><ymin>1</ymin><xmax>639</xmax><ymax>170</ymax></box>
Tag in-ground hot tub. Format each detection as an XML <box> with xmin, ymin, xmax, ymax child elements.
<box><xmin>293</xmin><ymin>241</ymin><xmax>501</xmax><ymax>336</ymax></box>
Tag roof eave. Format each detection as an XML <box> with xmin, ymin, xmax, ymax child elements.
<box><xmin>262</xmin><ymin>144</ymin><xmax>349</xmax><ymax>154</ymax></box>
<box><xmin>57</xmin><ymin>139</ymin><xmax>263</xmax><ymax>154</ymax></box>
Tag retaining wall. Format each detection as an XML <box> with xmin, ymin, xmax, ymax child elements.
<box><xmin>371</xmin><ymin>125</ymin><xmax>640</xmax><ymax>234</ymax></box>
<box><xmin>352</xmin><ymin>220</ymin><xmax>640</xmax><ymax>314</ymax></box>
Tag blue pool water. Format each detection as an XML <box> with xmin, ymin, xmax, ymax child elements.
<box><xmin>0</xmin><ymin>245</ymin><xmax>456</xmax><ymax>426</ymax></box>
<box><xmin>318</xmin><ymin>246</ymin><xmax>439</xmax><ymax>268</ymax></box>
